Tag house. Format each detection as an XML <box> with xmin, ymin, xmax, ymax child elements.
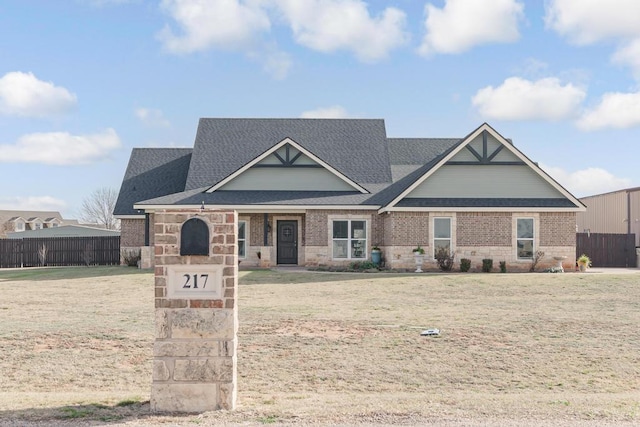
<box><xmin>114</xmin><ymin>119</ymin><xmax>585</xmax><ymax>271</ymax></box>
<box><xmin>0</xmin><ymin>210</ymin><xmax>69</xmax><ymax>238</ymax></box>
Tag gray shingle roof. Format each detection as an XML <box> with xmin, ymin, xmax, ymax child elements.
<box><xmin>6</xmin><ymin>225</ymin><xmax>120</xmax><ymax>239</ymax></box>
<box><xmin>138</xmin><ymin>188</ymin><xmax>379</xmax><ymax>207</ymax></box>
<box><xmin>185</xmin><ymin>118</ymin><xmax>392</xmax><ymax>190</ymax></box>
<box><xmin>388</xmin><ymin>138</ymin><xmax>460</xmax><ymax>166</ymax></box>
<box><xmin>395</xmin><ymin>198</ymin><xmax>578</xmax><ymax>208</ymax></box>
<box><xmin>114</xmin><ymin>148</ymin><xmax>192</xmax><ymax>216</ymax></box>
<box><xmin>117</xmin><ymin>119</ymin><xmax>582</xmax><ymax>212</ymax></box>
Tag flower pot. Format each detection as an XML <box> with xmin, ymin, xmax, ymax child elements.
<box><xmin>579</xmin><ymin>263</ymin><xmax>586</xmax><ymax>272</ymax></box>
<box><xmin>371</xmin><ymin>249</ymin><xmax>381</xmax><ymax>266</ymax></box>
<box><xmin>414</xmin><ymin>253</ymin><xmax>424</xmax><ymax>273</ymax></box>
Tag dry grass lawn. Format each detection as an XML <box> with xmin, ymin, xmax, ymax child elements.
<box><xmin>0</xmin><ymin>266</ymin><xmax>639</xmax><ymax>426</ymax></box>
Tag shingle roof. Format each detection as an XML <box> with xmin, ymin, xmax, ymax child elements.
<box><xmin>395</xmin><ymin>198</ymin><xmax>578</xmax><ymax>208</ymax></box>
<box><xmin>118</xmin><ymin>119</ymin><xmax>583</xmax><ymax>212</ymax></box>
<box><xmin>114</xmin><ymin>148</ymin><xmax>192</xmax><ymax>216</ymax></box>
<box><xmin>185</xmin><ymin>118</ymin><xmax>392</xmax><ymax>190</ymax></box>
<box><xmin>6</xmin><ymin>225</ymin><xmax>120</xmax><ymax>239</ymax></box>
<box><xmin>388</xmin><ymin>138</ymin><xmax>460</xmax><ymax>166</ymax></box>
<box><xmin>138</xmin><ymin>188</ymin><xmax>379</xmax><ymax>207</ymax></box>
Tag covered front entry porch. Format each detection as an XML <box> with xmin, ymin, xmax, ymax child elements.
<box><xmin>239</xmin><ymin>212</ymin><xmax>306</xmax><ymax>267</ymax></box>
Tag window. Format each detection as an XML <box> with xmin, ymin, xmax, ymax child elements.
<box><xmin>332</xmin><ymin>220</ymin><xmax>366</xmax><ymax>259</ymax></box>
<box><xmin>238</xmin><ymin>221</ymin><xmax>246</xmax><ymax>258</ymax></box>
<box><xmin>51</xmin><ymin>223</ymin><xmax>58</xmax><ymax>228</ymax></box>
<box><xmin>433</xmin><ymin>217</ymin><xmax>451</xmax><ymax>256</ymax></box>
<box><xmin>15</xmin><ymin>222</ymin><xmax>24</xmax><ymax>231</ymax></box>
<box><xmin>517</xmin><ymin>218</ymin><xmax>534</xmax><ymax>259</ymax></box>
<box><xmin>34</xmin><ymin>222</ymin><xmax>42</xmax><ymax>230</ymax></box>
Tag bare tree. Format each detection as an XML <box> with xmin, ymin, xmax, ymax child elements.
<box><xmin>80</xmin><ymin>187</ymin><xmax>120</xmax><ymax>230</ymax></box>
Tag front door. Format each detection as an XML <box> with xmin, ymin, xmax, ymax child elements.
<box><xmin>277</xmin><ymin>220</ymin><xmax>298</xmax><ymax>264</ymax></box>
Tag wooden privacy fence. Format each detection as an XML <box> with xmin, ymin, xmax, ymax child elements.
<box><xmin>576</xmin><ymin>233</ymin><xmax>637</xmax><ymax>268</ymax></box>
<box><xmin>0</xmin><ymin>236</ymin><xmax>120</xmax><ymax>268</ymax></box>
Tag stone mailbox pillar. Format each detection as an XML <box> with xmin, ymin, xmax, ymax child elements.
<box><xmin>151</xmin><ymin>209</ymin><xmax>238</xmax><ymax>412</ymax></box>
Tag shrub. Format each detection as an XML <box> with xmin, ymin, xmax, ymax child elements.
<box><xmin>499</xmin><ymin>261</ymin><xmax>507</xmax><ymax>273</ymax></box>
<box><xmin>123</xmin><ymin>249</ymin><xmax>141</xmax><ymax>267</ymax></box>
<box><xmin>530</xmin><ymin>250</ymin><xmax>545</xmax><ymax>272</ymax></box>
<box><xmin>482</xmin><ymin>259</ymin><xmax>493</xmax><ymax>273</ymax></box>
<box><xmin>460</xmin><ymin>258</ymin><xmax>471</xmax><ymax>272</ymax></box>
<box><xmin>434</xmin><ymin>247</ymin><xmax>455</xmax><ymax>271</ymax></box>
<box><xmin>348</xmin><ymin>260</ymin><xmax>378</xmax><ymax>271</ymax></box>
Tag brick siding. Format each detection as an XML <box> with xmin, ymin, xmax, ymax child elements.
<box><xmin>120</xmin><ymin>218</ymin><xmax>145</xmax><ymax>247</ymax></box>
<box><xmin>384</xmin><ymin>212</ymin><xmax>429</xmax><ymax>246</ymax></box>
<box><xmin>456</xmin><ymin>212</ymin><xmax>511</xmax><ymax>247</ymax></box>
<box><xmin>540</xmin><ymin>212</ymin><xmax>576</xmax><ymax>246</ymax></box>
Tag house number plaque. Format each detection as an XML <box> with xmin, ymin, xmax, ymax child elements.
<box><xmin>166</xmin><ymin>265</ymin><xmax>223</xmax><ymax>299</ymax></box>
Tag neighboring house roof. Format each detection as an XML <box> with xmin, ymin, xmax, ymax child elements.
<box><xmin>114</xmin><ymin>148</ymin><xmax>193</xmax><ymax>216</ymax></box>
<box><xmin>116</xmin><ymin>119</ymin><xmax>585</xmax><ymax>214</ymax></box>
<box><xmin>1</xmin><ymin>210</ymin><xmax>64</xmax><ymax>226</ymax></box>
<box><xmin>6</xmin><ymin>225</ymin><xmax>120</xmax><ymax>239</ymax></box>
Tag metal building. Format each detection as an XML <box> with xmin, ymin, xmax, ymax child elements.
<box><xmin>577</xmin><ymin>187</ymin><xmax>640</xmax><ymax>247</ymax></box>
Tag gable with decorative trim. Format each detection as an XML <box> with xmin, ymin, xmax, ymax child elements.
<box><xmin>218</xmin><ymin>143</ymin><xmax>357</xmax><ymax>191</ymax></box>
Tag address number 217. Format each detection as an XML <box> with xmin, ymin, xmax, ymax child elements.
<box><xmin>182</xmin><ymin>273</ymin><xmax>209</xmax><ymax>289</ymax></box>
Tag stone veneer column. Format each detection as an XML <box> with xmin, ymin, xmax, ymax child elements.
<box><xmin>151</xmin><ymin>209</ymin><xmax>238</xmax><ymax>412</ymax></box>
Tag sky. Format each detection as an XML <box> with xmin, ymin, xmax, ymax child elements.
<box><xmin>1</xmin><ymin>0</ymin><xmax>639</xmax><ymax>219</ymax></box>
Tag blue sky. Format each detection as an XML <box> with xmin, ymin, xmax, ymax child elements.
<box><xmin>1</xmin><ymin>0</ymin><xmax>639</xmax><ymax>218</ymax></box>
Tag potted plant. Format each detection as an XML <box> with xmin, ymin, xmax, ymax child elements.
<box><xmin>413</xmin><ymin>245</ymin><xmax>425</xmax><ymax>273</ymax></box>
<box><xmin>371</xmin><ymin>245</ymin><xmax>381</xmax><ymax>266</ymax></box>
<box><xmin>577</xmin><ymin>254</ymin><xmax>591</xmax><ymax>272</ymax></box>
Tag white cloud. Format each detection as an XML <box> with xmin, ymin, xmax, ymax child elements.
<box><xmin>135</xmin><ymin>107</ymin><xmax>171</xmax><ymax>127</ymax></box>
<box><xmin>472</xmin><ymin>77</ymin><xmax>586</xmax><ymax>121</ymax></box>
<box><xmin>576</xmin><ymin>91</ymin><xmax>640</xmax><ymax>131</ymax></box>
<box><xmin>0</xmin><ymin>71</ymin><xmax>77</xmax><ymax>118</ymax></box>
<box><xmin>545</xmin><ymin>1</ymin><xmax>640</xmax><ymax>78</ymax></box>
<box><xmin>0</xmin><ymin>196</ymin><xmax>67</xmax><ymax>211</ymax></box>
<box><xmin>158</xmin><ymin>0</ymin><xmax>271</xmax><ymax>53</ymax></box>
<box><xmin>542</xmin><ymin>165</ymin><xmax>632</xmax><ymax>197</ymax></box>
<box><xmin>274</xmin><ymin>0</ymin><xmax>409</xmax><ymax>62</ymax></box>
<box><xmin>545</xmin><ymin>0</ymin><xmax>640</xmax><ymax>45</ymax></box>
<box><xmin>418</xmin><ymin>0</ymin><xmax>523</xmax><ymax>55</ymax></box>
<box><xmin>611</xmin><ymin>39</ymin><xmax>640</xmax><ymax>79</ymax></box>
<box><xmin>247</xmin><ymin>46</ymin><xmax>293</xmax><ymax>80</ymax></box>
<box><xmin>300</xmin><ymin>105</ymin><xmax>351</xmax><ymax>119</ymax></box>
<box><xmin>0</xmin><ymin>129</ymin><xmax>121</xmax><ymax>165</ymax></box>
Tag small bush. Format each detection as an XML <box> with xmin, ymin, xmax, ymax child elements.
<box><xmin>530</xmin><ymin>250</ymin><xmax>545</xmax><ymax>272</ymax></box>
<box><xmin>434</xmin><ymin>247</ymin><xmax>455</xmax><ymax>271</ymax></box>
<box><xmin>460</xmin><ymin>258</ymin><xmax>471</xmax><ymax>272</ymax></box>
<box><xmin>122</xmin><ymin>249</ymin><xmax>141</xmax><ymax>267</ymax></box>
<box><xmin>482</xmin><ymin>259</ymin><xmax>493</xmax><ymax>273</ymax></box>
<box><xmin>348</xmin><ymin>260</ymin><xmax>378</xmax><ymax>271</ymax></box>
<box><xmin>499</xmin><ymin>261</ymin><xmax>507</xmax><ymax>273</ymax></box>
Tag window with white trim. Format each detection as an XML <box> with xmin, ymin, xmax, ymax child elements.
<box><xmin>332</xmin><ymin>220</ymin><xmax>367</xmax><ymax>259</ymax></box>
<box><xmin>433</xmin><ymin>217</ymin><xmax>452</xmax><ymax>257</ymax></box>
<box><xmin>15</xmin><ymin>221</ymin><xmax>25</xmax><ymax>231</ymax></box>
<box><xmin>517</xmin><ymin>218</ymin><xmax>534</xmax><ymax>259</ymax></box>
<box><xmin>34</xmin><ymin>222</ymin><xmax>42</xmax><ymax>230</ymax></box>
<box><xmin>238</xmin><ymin>220</ymin><xmax>246</xmax><ymax>258</ymax></box>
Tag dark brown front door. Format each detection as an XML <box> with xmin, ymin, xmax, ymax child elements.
<box><xmin>277</xmin><ymin>220</ymin><xmax>298</xmax><ymax>264</ymax></box>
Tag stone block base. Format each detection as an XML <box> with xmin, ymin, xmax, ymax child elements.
<box><xmin>151</xmin><ymin>383</ymin><xmax>234</xmax><ymax>412</ymax></box>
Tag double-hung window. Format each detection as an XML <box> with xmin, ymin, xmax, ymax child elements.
<box><xmin>433</xmin><ymin>217</ymin><xmax>451</xmax><ymax>256</ymax></box>
<box><xmin>517</xmin><ymin>218</ymin><xmax>534</xmax><ymax>259</ymax></box>
<box><xmin>332</xmin><ymin>220</ymin><xmax>367</xmax><ymax>259</ymax></box>
<box><xmin>238</xmin><ymin>221</ymin><xmax>246</xmax><ymax>258</ymax></box>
